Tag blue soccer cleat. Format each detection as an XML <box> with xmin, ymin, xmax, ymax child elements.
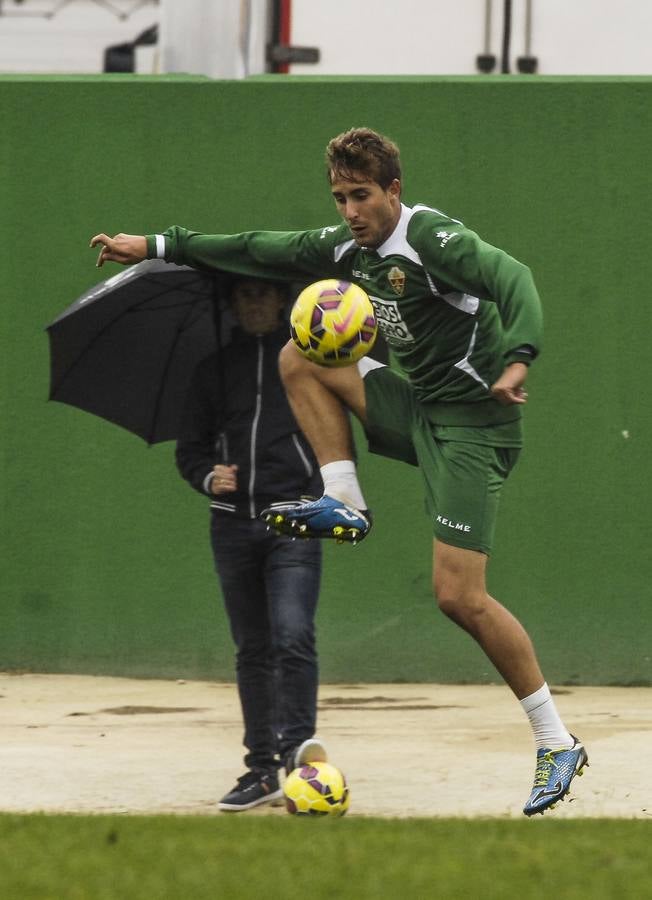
<box><xmin>260</xmin><ymin>495</ymin><xmax>372</xmax><ymax>544</ymax></box>
<box><xmin>523</xmin><ymin>735</ymin><xmax>589</xmax><ymax>816</ymax></box>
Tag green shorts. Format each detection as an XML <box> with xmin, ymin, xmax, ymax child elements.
<box><xmin>363</xmin><ymin>366</ymin><xmax>521</xmax><ymax>555</ymax></box>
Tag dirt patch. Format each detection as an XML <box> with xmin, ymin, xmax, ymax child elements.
<box><xmin>1</xmin><ymin>674</ymin><xmax>650</xmax><ymax>818</ymax></box>
<box><xmin>67</xmin><ymin>706</ymin><xmax>208</xmax><ymax>717</ymax></box>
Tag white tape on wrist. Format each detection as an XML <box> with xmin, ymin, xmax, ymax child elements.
<box><xmin>155</xmin><ymin>234</ymin><xmax>166</xmax><ymax>258</ymax></box>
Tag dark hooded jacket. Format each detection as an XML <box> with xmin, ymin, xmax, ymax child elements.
<box><xmin>175</xmin><ymin>324</ymin><xmax>321</xmax><ymax>519</ymax></box>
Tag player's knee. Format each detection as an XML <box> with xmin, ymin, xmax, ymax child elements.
<box><xmin>433</xmin><ymin>566</ymin><xmax>461</xmax><ymax>616</ymax></box>
<box><xmin>279</xmin><ymin>340</ymin><xmax>312</xmax><ymax>385</ymax></box>
<box><xmin>433</xmin><ymin>578</ymin><xmax>486</xmax><ymax>625</ymax></box>
<box><xmin>434</xmin><ymin>582</ymin><xmax>461</xmax><ymax>621</ymax></box>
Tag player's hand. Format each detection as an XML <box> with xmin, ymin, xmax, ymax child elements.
<box><xmin>211</xmin><ymin>464</ymin><xmax>238</xmax><ymax>494</ymax></box>
<box><xmin>490</xmin><ymin>362</ymin><xmax>529</xmax><ymax>405</ymax></box>
<box><xmin>90</xmin><ymin>233</ymin><xmax>148</xmax><ymax>267</ymax></box>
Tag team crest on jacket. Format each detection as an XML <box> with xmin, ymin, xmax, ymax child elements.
<box><xmin>388</xmin><ymin>266</ymin><xmax>406</xmax><ymax>296</ymax></box>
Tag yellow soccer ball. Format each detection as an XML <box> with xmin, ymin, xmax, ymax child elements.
<box><xmin>284</xmin><ymin>761</ymin><xmax>350</xmax><ymax>817</ymax></box>
<box><xmin>290</xmin><ymin>279</ymin><xmax>377</xmax><ymax>367</ymax></box>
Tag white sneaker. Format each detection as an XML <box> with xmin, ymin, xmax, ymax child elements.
<box><xmin>291</xmin><ymin>737</ymin><xmax>328</xmax><ymax>771</ymax></box>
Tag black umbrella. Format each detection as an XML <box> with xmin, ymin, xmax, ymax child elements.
<box><xmin>46</xmin><ymin>259</ymin><xmax>228</xmax><ymax>445</ymax></box>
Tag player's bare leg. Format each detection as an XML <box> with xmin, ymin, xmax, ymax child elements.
<box><xmin>433</xmin><ymin>540</ymin><xmax>588</xmax><ymax>814</ymax></box>
<box><xmin>278</xmin><ymin>340</ymin><xmax>368</xmax><ymax>463</ymax></box>
<box><xmin>433</xmin><ymin>540</ymin><xmax>544</xmax><ymax>698</ymax></box>
<box><xmin>260</xmin><ymin>342</ymin><xmax>371</xmax><ymax>543</ymax></box>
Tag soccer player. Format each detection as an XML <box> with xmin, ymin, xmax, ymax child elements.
<box><xmin>90</xmin><ymin>127</ymin><xmax>587</xmax><ymax>815</ymax></box>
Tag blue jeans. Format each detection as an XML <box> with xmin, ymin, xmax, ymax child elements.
<box><xmin>210</xmin><ymin>515</ymin><xmax>321</xmax><ymax>773</ymax></box>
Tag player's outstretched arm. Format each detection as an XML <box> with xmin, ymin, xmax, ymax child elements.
<box><xmin>491</xmin><ymin>362</ymin><xmax>529</xmax><ymax>405</ymax></box>
<box><xmin>90</xmin><ymin>232</ymin><xmax>147</xmax><ymax>268</ymax></box>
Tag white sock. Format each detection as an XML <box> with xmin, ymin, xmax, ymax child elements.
<box><xmin>320</xmin><ymin>460</ymin><xmax>367</xmax><ymax>510</ymax></box>
<box><xmin>520</xmin><ymin>683</ymin><xmax>574</xmax><ymax>751</ymax></box>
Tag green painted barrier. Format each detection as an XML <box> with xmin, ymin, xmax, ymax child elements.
<box><xmin>1</xmin><ymin>75</ymin><xmax>650</xmax><ymax>684</ymax></box>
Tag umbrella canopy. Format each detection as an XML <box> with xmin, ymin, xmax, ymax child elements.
<box><xmin>46</xmin><ymin>260</ymin><xmax>227</xmax><ymax>445</ymax></box>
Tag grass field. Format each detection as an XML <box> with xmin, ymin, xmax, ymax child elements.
<box><xmin>0</xmin><ymin>814</ymin><xmax>650</xmax><ymax>899</ymax></box>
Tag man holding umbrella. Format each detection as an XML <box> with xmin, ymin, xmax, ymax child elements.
<box><xmin>176</xmin><ymin>275</ymin><xmax>326</xmax><ymax>811</ymax></box>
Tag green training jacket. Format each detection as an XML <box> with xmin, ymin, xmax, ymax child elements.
<box><xmin>146</xmin><ymin>203</ymin><xmax>543</xmax><ymax>427</ymax></box>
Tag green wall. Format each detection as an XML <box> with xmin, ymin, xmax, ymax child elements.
<box><xmin>1</xmin><ymin>75</ymin><xmax>651</xmax><ymax>685</ymax></box>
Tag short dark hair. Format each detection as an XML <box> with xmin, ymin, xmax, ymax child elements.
<box><xmin>225</xmin><ymin>276</ymin><xmax>291</xmax><ymax>304</ymax></box>
<box><xmin>326</xmin><ymin>127</ymin><xmax>402</xmax><ymax>189</ymax></box>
